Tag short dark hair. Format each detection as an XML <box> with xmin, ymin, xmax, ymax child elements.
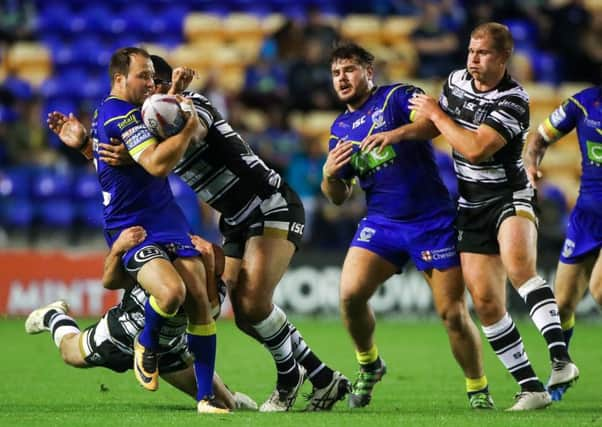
<box><xmin>471</xmin><ymin>22</ymin><xmax>514</xmax><ymax>55</ymax></box>
<box><xmin>109</xmin><ymin>47</ymin><xmax>150</xmax><ymax>83</ymax></box>
<box><xmin>330</xmin><ymin>42</ymin><xmax>375</xmax><ymax>67</ymax></box>
<box><xmin>150</xmin><ymin>54</ymin><xmax>172</xmax><ymax>84</ymax></box>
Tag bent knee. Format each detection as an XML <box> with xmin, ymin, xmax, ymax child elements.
<box><xmin>438</xmin><ymin>304</ymin><xmax>467</xmax><ymax>333</ymax></box>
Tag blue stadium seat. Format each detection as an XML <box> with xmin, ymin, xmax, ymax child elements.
<box><xmin>531</xmin><ymin>51</ymin><xmax>563</xmax><ymax>85</ymax></box>
<box><xmin>502</xmin><ymin>19</ymin><xmax>538</xmax><ymax>50</ymax></box>
<box><xmin>0</xmin><ymin>167</ymin><xmax>33</xmax><ymax>198</ymax></box>
<box><xmin>37</xmin><ymin>199</ymin><xmax>76</xmax><ymax>228</ymax></box>
<box><xmin>76</xmin><ymin>199</ymin><xmax>104</xmax><ymax>229</ymax></box>
<box><xmin>0</xmin><ymin>197</ymin><xmax>35</xmax><ymax>228</ymax></box>
<box><xmin>72</xmin><ymin>169</ymin><xmax>101</xmax><ymax>201</ymax></box>
<box><xmin>31</xmin><ymin>168</ymin><xmax>73</xmax><ymax>200</ymax></box>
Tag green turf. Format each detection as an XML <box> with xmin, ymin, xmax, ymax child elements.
<box><xmin>1</xmin><ymin>316</ymin><xmax>601</xmax><ymax>426</ymax></box>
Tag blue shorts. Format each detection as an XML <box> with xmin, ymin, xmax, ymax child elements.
<box><xmin>350</xmin><ymin>213</ymin><xmax>460</xmax><ymax>272</ymax></box>
<box><xmin>559</xmin><ymin>206</ymin><xmax>602</xmax><ymax>264</ymax></box>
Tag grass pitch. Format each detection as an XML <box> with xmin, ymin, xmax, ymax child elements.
<box><xmin>1</xmin><ymin>316</ymin><xmax>601</xmax><ymax>426</ymax></box>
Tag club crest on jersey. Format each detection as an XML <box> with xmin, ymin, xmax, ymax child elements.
<box><xmin>357</xmin><ymin>226</ymin><xmax>376</xmax><ymax>242</ymax></box>
<box><xmin>562</xmin><ymin>239</ymin><xmax>575</xmax><ymax>258</ymax></box>
<box><xmin>371</xmin><ymin>108</ymin><xmax>385</xmax><ymax>130</ymax></box>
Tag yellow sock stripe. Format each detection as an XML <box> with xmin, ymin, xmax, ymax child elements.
<box><xmin>187</xmin><ymin>321</ymin><xmax>217</xmax><ymax>336</ymax></box>
<box><xmin>356</xmin><ymin>345</ymin><xmax>378</xmax><ymax>365</ymax></box>
<box><xmin>149</xmin><ymin>296</ymin><xmax>178</xmax><ymax>318</ymax></box>
<box><xmin>561</xmin><ymin>313</ymin><xmax>575</xmax><ymax>331</ymax></box>
<box><xmin>466</xmin><ymin>376</ymin><xmax>488</xmax><ymax>393</ymax></box>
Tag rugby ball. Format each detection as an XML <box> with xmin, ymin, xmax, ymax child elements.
<box><xmin>141</xmin><ymin>94</ymin><xmax>186</xmax><ymax>140</ymax></box>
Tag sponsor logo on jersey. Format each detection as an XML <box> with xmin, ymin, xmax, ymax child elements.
<box><xmin>586</xmin><ymin>140</ymin><xmax>602</xmax><ymax>164</ymax></box>
<box><xmin>117</xmin><ymin>113</ymin><xmax>139</xmax><ymax>130</ymax></box>
<box><xmin>134</xmin><ymin>246</ymin><xmax>166</xmax><ymax>263</ymax></box>
<box><xmin>352</xmin><ymin>115</ymin><xmax>366</xmax><ymax>129</ymax></box>
<box><xmin>499</xmin><ymin>99</ymin><xmax>526</xmax><ymax>115</ymax></box>
<box><xmin>357</xmin><ymin>226</ymin><xmax>376</xmax><ymax>242</ymax></box>
<box><xmin>350</xmin><ymin>145</ymin><xmax>396</xmax><ymax>176</ymax></box>
<box><xmin>562</xmin><ymin>238</ymin><xmax>575</xmax><ymax>258</ymax></box>
<box><xmin>123</xmin><ymin>125</ymin><xmax>153</xmax><ymax>150</ymax></box>
<box><xmin>550</xmin><ymin>106</ymin><xmax>567</xmax><ymax>127</ymax></box>
<box><xmin>421</xmin><ymin>246</ymin><xmax>456</xmax><ymax>262</ymax></box>
<box><xmin>584</xmin><ymin>118</ymin><xmax>601</xmax><ymax>128</ymax></box>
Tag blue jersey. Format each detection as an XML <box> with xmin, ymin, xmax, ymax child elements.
<box><xmin>542</xmin><ymin>86</ymin><xmax>602</xmax><ymax>212</ymax></box>
<box><xmin>329</xmin><ymin>84</ymin><xmax>454</xmax><ymax>220</ymax></box>
<box><xmin>91</xmin><ymin>96</ymin><xmax>189</xmax><ymax>234</ymax></box>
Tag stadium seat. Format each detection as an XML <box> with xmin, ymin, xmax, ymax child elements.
<box><xmin>37</xmin><ymin>199</ymin><xmax>76</xmax><ymax>229</ymax></box>
<box><xmin>6</xmin><ymin>42</ymin><xmax>53</xmax><ymax>86</ymax></box>
<box><xmin>0</xmin><ymin>197</ymin><xmax>35</xmax><ymax>229</ymax></box>
<box><xmin>223</xmin><ymin>13</ymin><xmax>264</xmax><ymax>42</ymax></box>
<box><xmin>31</xmin><ymin>168</ymin><xmax>73</xmax><ymax>200</ymax></box>
<box><xmin>72</xmin><ymin>169</ymin><xmax>101</xmax><ymax>201</ymax></box>
<box><xmin>381</xmin><ymin>16</ymin><xmax>420</xmax><ymax>44</ymax></box>
<box><xmin>183</xmin><ymin>13</ymin><xmax>225</xmax><ymax>43</ymax></box>
<box><xmin>0</xmin><ymin>167</ymin><xmax>33</xmax><ymax>198</ymax></box>
<box><xmin>340</xmin><ymin>15</ymin><xmax>382</xmax><ymax>45</ymax></box>
<box><xmin>502</xmin><ymin>19</ymin><xmax>538</xmax><ymax>50</ymax></box>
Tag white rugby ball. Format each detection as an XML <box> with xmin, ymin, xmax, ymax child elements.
<box><xmin>141</xmin><ymin>94</ymin><xmax>186</xmax><ymax>140</ymax></box>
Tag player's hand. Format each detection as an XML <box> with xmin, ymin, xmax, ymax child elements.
<box><xmin>177</xmin><ymin>95</ymin><xmax>205</xmax><ymax>137</ymax></box>
<box><xmin>526</xmin><ymin>165</ymin><xmax>543</xmax><ymax>189</ymax></box>
<box><xmin>409</xmin><ymin>94</ymin><xmax>442</xmax><ymax>121</ymax></box>
<box><xmin>47</xmin><ymin>111</ymin><xmax>87</xmax><ymax>150</ymax></box>
<box><xmin>361</xmin><ymin>130</ymin><xmax>400</xmax><ymax>154</ymax></box>
<box><xmin>323</xmin><ymin>140</ymin><xmax>354</xmax><ymax>180</ymax></box>
<box><xmin>99</xmin><ymin>138</ymin><xmax>134</xmax><ymax>166</ymax></box>
<box><xmin>113</xmin><ymin>226</ymin><xmax>147</xmax><ymax>253</ymax></box>
<box><xmin>169</xmin><ymin>67</ymin><xmax>196</xmax><ymax>94</ymax></box>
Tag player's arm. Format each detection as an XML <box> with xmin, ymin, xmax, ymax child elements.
<box><xmin>524</xmin><ymin>130</ymin><xmax>550</xmax><ymax>189</ymax></box>
<box><xmin>410</xmin><ymin>93</ymin><xmax>505</xmax><ymax>163</ymax></box>
<box><xmin>47</xmin><ymin>112</ymin><xmax>94</xmax><ymax>160</ymax></box>
<box><xmin>102</xmin><ymin>226</ymin><xmax>147</xmax><ymax>290</ymax></box>
<box><xmin>168</xmin><ymin>67</ymin><xmax>195</xmax><ymax>95</ymax></box>
<box><xmin>321</xmin><ymin>140</ymin><xmax>354</xmax><ymax>205</ymax></box>
<box><xmin>134</xmin><ymin>97</ymin><xmax>207</xmax><ymax>177</ymax></box>
<box><xmin>360</xmin><ymin>116</ymin><xmax>440</xmax><ymax>153</ymax></box>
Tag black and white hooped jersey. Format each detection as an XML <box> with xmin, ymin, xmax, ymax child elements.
<box><xmin>174</xmin><ymin>91</ymin><xmax>282</xmax><ymax>226</ymax></box>
<box><xmin>440</xmin><ymin>69</ymin><xmax>531</xmax><ymax>207</ymax></box>
<box><xmin>106</xmin><ymin>285</ymin><xmax>187</xmax><ymax>354</ymax></box>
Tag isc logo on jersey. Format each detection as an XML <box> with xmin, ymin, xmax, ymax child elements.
<box><xmin>142</xmin><ymin>94</ymin><xmax>186</xmax><ymax>140</ymax></box>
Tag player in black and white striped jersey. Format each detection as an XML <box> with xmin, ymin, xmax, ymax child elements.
<box><xmin>407</xmin><ymin>22</ymin><xmax>578</xmax><ymax>410</ymax></box>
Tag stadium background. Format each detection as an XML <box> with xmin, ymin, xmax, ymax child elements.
<box><xmin>0</xmin><ymin>0</ymin><xmax>601</xmax><ymax>318</ymax></box>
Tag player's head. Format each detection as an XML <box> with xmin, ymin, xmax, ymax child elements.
<box><xmin>150</xmin><ymin>55</ymin><xmax>172</xmax><ymax>95</ymax></box>
<box><xmin>467</xmin><ymin>22</ymin><xmax>513</xmax><ymax>84</ymax></box>
<box><xmin>109</xmin><ymin>47</ymin><xmax>154</xmax><ymax>106</ymax></box>
<box><xmin>330</xmin><ymin>42</ymin><xmax>375</xmax><ymax>108</ymax></box>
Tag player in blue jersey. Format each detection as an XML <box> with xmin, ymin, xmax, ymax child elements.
<box><xmin>49</xmin><ymin>54</ymin><xmax>350</xmax><ymax>413</ymax></box>
<box><xmin>365</xmin><ymin>23</ymin><xmax>578</xmax><ymax>410</ymax></box>
<box><xmin>25</xmin><ymin>227</ymin><xmax>258</xmax><ymax>411</ymax></box>
<box><xmin>322</xmin><ymin>42</ymin><xmax>493</xmax><ymax>409</ymax></box>
<box><xmin>84</xmin><ymin>47</ymin><xmax>225</xmax><ymax>414</ymax></box>
<box><xmin>524</xmin><ymin>86</ymin><xmax>602</xmax><ymax>400</ymax></box>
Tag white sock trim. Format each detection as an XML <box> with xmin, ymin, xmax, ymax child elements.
<box><xmin>481</xmin><ymin>312</ymin><xmax>513</xmax><ymax>337</ymax></box>
<box><xmin>53</xmin><ymin>326</ymin><xmax>80</xmax><ymax>348</ymax></box>
<box><xmin>517</xmin><ymin>276</ymin><xmax>547</xmax><ymax>300</ymax></box>
<box><xmin>253</xmin><ymin>305</ymin><xmax>287</xmax><ymax>338</ymax></box>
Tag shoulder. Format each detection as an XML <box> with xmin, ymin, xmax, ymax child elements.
<box><xmin>103</xmin><ymin>98</ymin><xmax>141</xmax><ymax>129</ymax></box>
<box><xmin>497</xmin><ymin>74</ymin><xmax>529</xmax><ymax>102</ymax></box>
<box><xmin>570</xmin><ymin>86</ymin><xmax>600</xmax><ymax>106</ymax></box>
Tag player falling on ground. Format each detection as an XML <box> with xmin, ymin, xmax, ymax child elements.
<box><xmin>364</xmin><ymin>22</ymin><xmax>579</xmax><ymax>410</ymax></box>
<box><xmin>47</xmin><ymin>54</ymin><xmax>349</xmax><ymax>412</ymax></box>
<box><xmin>524</xmin><ymin>84</ymin><xmax>602</xmax><ymax>400</ymax></box>
<box><xmin>322</xmin><ymin>42</ymin><xmax>493</xmax><ymax>410</ymax></box>
<box><xmin>25</xmin><ymin>226</ymin><xmax>257</xmax><ymax>411</ymax></box>
<box><xmin>73</xmin><ymin>47</ymin><xmax>224</xmax><ymax>414</ymax></box>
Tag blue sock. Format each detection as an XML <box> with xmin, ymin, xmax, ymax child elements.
<box><xmin>139</xmin><ymin>297</ymin><xmax>174</xmax><ymax>351</ymax></box>
<box><xmin>187</xmin><ymin>322</ymin><xmax>217</xmax><ymax>401</ymax></box>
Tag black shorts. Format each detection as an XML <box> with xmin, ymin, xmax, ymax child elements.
<box><xmin>456</xmin><ymin>189</ymin><xmax>538</xmax><ymax>254</ymax></box>
<box><xmin>219</xmin><ymin>183</ymin><xmax>305</xmax><ymax>259</ymax></box>
<box><xmin>79</xmin><ymin>314</ymin><xmax>192</xmax><ymax>374</ymax></box>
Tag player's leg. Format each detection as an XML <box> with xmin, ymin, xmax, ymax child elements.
<box><xmin>133</xmin><ymin>254</ymin><xmax>187</xmax><ymax>391</ymax></box>
<box><xmin>499</xmin><ymin>216</ymin><xmax>578</xmax><ymax>395</ymax></box>
<box><xmin>423</xmin><ymin>266</ymin><xmax>492</xmax><ymax>409</ymax></box>
<box><xmin>340</xmin><ymin>247</ymin><xmax>396</xmax><ymax>409</ymax></box>
<box><xmin>588</xmin><ymin>250</ymin><xmax>602</xmax><ymax>307</ymax></box>
<box><xmin>229</xmin><ymin>236</ymin><xmax>305</xmax><ymax>412</ymax></box>
<box><xmin>174</xmin><ymin>256</ymin><xmax>228</xmax><ymax>414</ymax></box>
<box><xmin>461</xmin><ymin>252</ymin><xmax>549</xmax><ymax>410</ymax></box>
<box><xmin>554</xmin><ymin>259</ymin><xmax>592</xmax><ymax>348</ymax></box>
<box><xmin>25</xmin><ymin>300</ymin><xmax>84</xmax><ymax>366</ymax></box>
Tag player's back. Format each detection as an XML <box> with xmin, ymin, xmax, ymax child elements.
<box><xmin>91</xmin><ymin>96</ymin><xmax>177</xmax><ymax>230</ymax></box>
<box><xmin>329</xmin><ymin>83</ymin><xmax>453</xmax><ymax>221</ymax></box>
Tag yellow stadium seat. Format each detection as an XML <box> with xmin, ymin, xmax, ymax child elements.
<box><xmin>6</xmin><ymin>42</ymin><xmax>52</xmax><ymax>86</ymax></box>
<box><xmin>230</xmin><ymin>38</ymin><xmax>263</xmax><ymax>63</ymax></box>
<box><xmin>183</xmin><ymin>13</ymin><xmax>224</xmax><ymax>44</ymax></box>
<box><xmin>169</xmin><ymin>44</ymin><xmax>213</xmax><ymax>70</ymax></box>
<box><xmin>381</xmin><ymin>16</ymin><xmax>420</xmax><ymax>44</ymax></box>
<box><xmin>216</xmin><ymin>66</ymin><xmax>245</xmax><ymax>94</ymax></box>
<box><xmin>223</xmin><ymin>13</ymin><xmax>264</xmax><ymax>42</ymax></box>
<box><xmin>340</xmin><ymin>14</ymin><xmax>382</xmax><ymax>44</ymax></box>
<box><xmin>557</xmin><ymin>82</ymin><xmax>591</xmax><ymax>102</ymax></box>
<box><xmin>261</xmin><ymin>13</ymin><xmax>286</xmax><ymax>35</ymax></box>
<box><xmin>299</xmin><ymin>111</ymin><xmax>340</xmax><ymax>139</ymax></box>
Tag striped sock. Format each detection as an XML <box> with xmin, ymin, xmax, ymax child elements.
<box><xmin>289</xmin><ymin>323</ymin><xmax>333</xmax><ymax>388</ymax></box>
<box><xmin>47</xmin><ymin>311</ymin><xmax>80</xmax><ymax>348</ymax></box>
<box><xmin>518</xmin><ymin>276</ymin><xmax>568</xmax><ymax>360</ymax></box>
<box><xmin>482</xmin><ymin>313</ymin><xmax>543</xmax><ymax>392</ymax></box>
<box><xmin>187</xmin><ymin>322</ymin><xmax>217</xmax><ymax>401</ymax></box>
<box><xmin>253</xmin><ymin>305</ymin><xmax>299</xmax><ymax>388</ymax></box>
